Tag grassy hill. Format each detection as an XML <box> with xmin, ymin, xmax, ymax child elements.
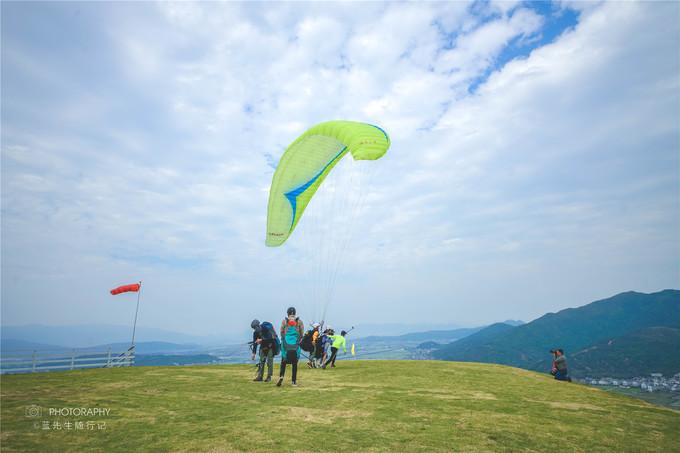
<box><xmin>1</xmin><ymin>361</ymin><xmax>678</xmax><ymax>452</ymax></box>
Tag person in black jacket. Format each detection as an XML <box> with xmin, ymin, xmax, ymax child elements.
<box><xmin>251</xmin><ymin>319</ymin><xmax>277</xmax><ymax>382</ymax></box>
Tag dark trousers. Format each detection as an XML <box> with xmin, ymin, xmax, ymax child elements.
<box><xmin>280</xmin><ymin>351</ymin><xmax>298</xmax><ymax>382</ymax></box>
<box><xmin>554</xmin><ymin>369</ymin><xmax>570</xmax><ymax>381</ymax></box>
<box><xmin>257</xmin><ymin>347</ymin><xmax>274</xmax><ymax>379</ymax></box>
<box><xmin>324</xmin><ymin>347</ymin><xmax>338</xmax><ymax>367</ymax></box>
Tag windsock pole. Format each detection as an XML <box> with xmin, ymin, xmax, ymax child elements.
<box><xmin>131</xmin><ymin>281</ymin><xmax>142</xmax><ymax>347</ymax></box>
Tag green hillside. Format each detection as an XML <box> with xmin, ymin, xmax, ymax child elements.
<box><xmin>568</xmin><ymin>327</ymin><xmax>680</xmax><ymax>378</ymax></box>
<box><xmin>427</xmin><ymin>323</ymin><xmax>516</xmax><ymax>355</ymax></box>
<box><xmin>2</xmin><ymin>361</ymin><xmax>678</xmax><ymax>452</ymax></box>
<box><xmin>433</xmin><ymin>290</ymin><xmax>680</xmax><ymax>374</ymax></box>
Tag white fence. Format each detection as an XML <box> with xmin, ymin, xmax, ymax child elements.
<box><xmin>0</xmin><ymin>346</ymin><xmax>135</xmax><ymax>374</ymax></box>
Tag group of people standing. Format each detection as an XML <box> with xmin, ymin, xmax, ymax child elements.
<box><xmin>250</xmin><ymin>306</ymin><xmax>348</xmax><ymax>387</ymax></box>
<box><xmin>253</xmin><ymin>310</ymin><xmax>572</xmax><ymax>386</ymax></box>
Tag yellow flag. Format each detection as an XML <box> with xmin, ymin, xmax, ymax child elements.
<box><xmin>351</xmin><ymin>343</ymin><xmax>356</xmax><ymax>356</ymax></box>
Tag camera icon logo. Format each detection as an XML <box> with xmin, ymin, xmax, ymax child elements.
<box><xmin>25</xmin><ymin>405</ymin><xmax>42</xmax><ymax>418</ymax></box>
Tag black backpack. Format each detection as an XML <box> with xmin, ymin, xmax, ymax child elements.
<box><xmin>300</xmin><ymin>330</ymin><xmax>315</xmax><ymax>352</ymax></box>
<box><xmin>259</xmin><ymin>322</ymin><xmax>280</xmax><ymax>355</ymax></box>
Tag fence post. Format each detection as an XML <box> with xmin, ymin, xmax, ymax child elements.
<box><xmin>71</xmin><ymin>350</ymin><xmax>75</xmax><ymax>370</ymax></box>
<box><xmin>32</xmin><ymin>351</ymin><xmax>37</xmax><ymax>373</ymax></box>
<box><xmin>107</xmin><ymin>348</ymin><xmax>112</xmax><ymax>367</ymax></box>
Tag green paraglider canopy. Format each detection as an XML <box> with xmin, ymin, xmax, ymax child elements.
<box><xmin>266</xmin><ymin>120</ymin><xmax>390</xmax><ymax>247</ymax></box>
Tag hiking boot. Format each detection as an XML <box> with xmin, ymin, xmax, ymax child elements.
<box><xmin>264</xmin><ymin>377</ymin><xmax>272</xmax><ymax>383</ymax></box>
<box><xmin>307</xmin><ymin>362</ymin><xmax>313</xmax><ymax>369</ymax></box>
<box><xmin>276</xmin><ymin>377</ymin><xmax>283</xmax><ymax>387</ymax></box>
<box><xmin>292</xmin><ymin>381</ymin><xmax>297</xmax><ymax>387</ymax></box>
<box><xmin>253</xmin><ymin>376</ymin><xmax>263</xmax><ymax>382</ymax></box>
<box><xmin>331</xmin><ymin>364</ymin><xmax>335</xmax><ymax>368</ymax></box>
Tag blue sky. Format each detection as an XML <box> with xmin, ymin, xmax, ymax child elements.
<box><xmin>2</xmin><ymin>1</ymin><xmax>678</xmax><ymax>338</ymax></box>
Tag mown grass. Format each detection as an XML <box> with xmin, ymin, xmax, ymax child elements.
<box><xmin>1</xmin><ymin>361</ymin><xmax>678</xmax><ymax>452</ymax></box>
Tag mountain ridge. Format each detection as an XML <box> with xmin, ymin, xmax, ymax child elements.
<box><xmin>433</xmin><ymin>289</ymin><xmax>680</xmax><ymax>377</ymax></box>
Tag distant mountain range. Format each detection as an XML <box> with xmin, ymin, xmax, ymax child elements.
<box><xmin>0</xmin><ymin>339</ymin><xmax>204</xmax><ymax>355</ymax></box>
<box><xmin>357</xmin><ymin>320</ymin><xmax>524</xmax><ymax>343</ymax></box>
<box><xmin>0</xmin><ymin>339</ymin><xmax>71</xmax><ymax>352</ymax></box>
<box><xmin>432</xmin><ymin>290</ymin><xmax>680</xmax><ymax>378</ymax></box>
<box><xmin>0</xmin><ymin>324</ymin><xmax>233</xmax><ymax>348</ymax></box>
<box><xmin>2</xmin><ymin>320</ymin><xmax>516</xmax><ymax>351</ymax></box>
<box><xmin>359</xmin><ymin>327</ymin><xmax>483</xmax><ymax>344</ymax></box>
<box><xmin>426</xmin><ymin>322</ymin><xmax>516</xmax><ymax>353</ymax></box>
<box><xmin>353</xmin><ymin>323</ymin><xmax>463</xmax><ymax>337</ymax></box>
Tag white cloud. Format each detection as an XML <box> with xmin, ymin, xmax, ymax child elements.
<box><xmin>2</xmin><ymin>1</ymin><xmax>677</xmax><ymax>333</ymax></box>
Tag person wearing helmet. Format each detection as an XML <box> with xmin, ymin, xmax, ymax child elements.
<box><xmin>250</xmin><ymin>319</ymin><xmax>278</xmax><ymax>382</ymax></box>
<box><xmin>250</xmin><ymin>319</ymin><xmax>261</xmax><ymax>362</ymax></box>
<box><xmin>277</xmin><ymin>307</ymin><xmax>304</xmax><ymax>387</ymax></box>
<box><xmin>322</xmin><ymin>329</ymin><xmax>347</xmax><ymax>369</ymax></box>
<box><xmin>280</xmin><ymin>306</ymin><xmax>304</xmax><ymax>338</ymax></box>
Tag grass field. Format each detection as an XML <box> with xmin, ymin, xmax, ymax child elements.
<box><xmin>1</xmin><ymin>361</ymin><xmax>679</xmax><ymax>452</ymax></box>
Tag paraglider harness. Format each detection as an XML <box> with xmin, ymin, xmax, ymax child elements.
<box><xmin>259</xmin><ymin>321</ymin><xmax>280</xmax><ymax>356</ymax></box>
<box><xmin>281</xmin><ymin>317</ymin><xmax>302</xmax><ymax>359</ymax></box>
<box><xmin>300</xmin><ymin>329</ymin><xmax>315</xmax><ymax>353</ymax></box>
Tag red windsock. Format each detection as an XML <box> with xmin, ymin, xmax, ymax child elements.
<box><xmin>110</xmin><ymin>283</ymin><xmax>141</xmax><ymax>295</ymax></box>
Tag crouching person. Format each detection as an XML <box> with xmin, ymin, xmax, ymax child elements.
<box><xmin>550</xmin><ymin>349</ymin><xmax>572</xmax><ymax>382</ymax></box>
